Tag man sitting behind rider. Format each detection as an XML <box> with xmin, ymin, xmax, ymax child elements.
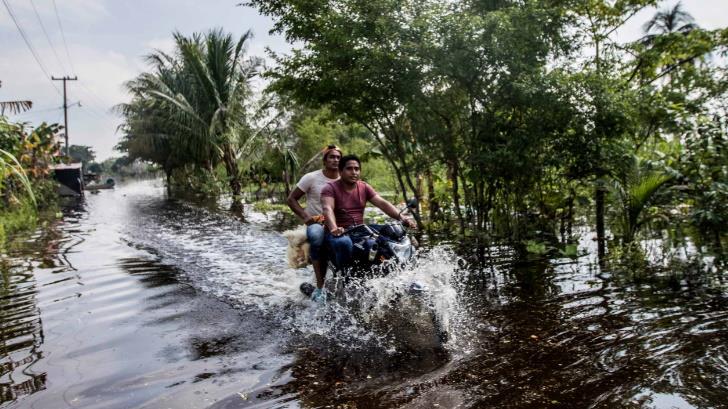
<box><xmin>286</xmin><ymin>144</ymin><xmax>342</xmax><ymax>295</ymax></box>
<box><xmin>321</xmin><ymin>154</ymin><xmax>416</xmax><ymax>268</ymax></box>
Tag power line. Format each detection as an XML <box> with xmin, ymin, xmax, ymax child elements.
<box><xmin>75</xmin><ymin>100</ymin><xmax>110</xmax><ymax>122</ymax></box>
<box><xmin>51</xmin><ymin>0</ymin><xmax>76</xmax><ymax>75</ymax></box>
<box><xmin>48</xmin><ymin>0</ymin><xmax>112</xmax><ymax>119</ymax></box>
<box><xmin>68</xmin><ymin>87</ymin><xmax>113</xmax><ymax>120</ymax></box>
<box><xmin>1</xmin><ymin>0</ymin><xmax>62</xmax><ymax>96</ymax></box>
<box><xmin>28</xmin><ymin>0</ymin><xmax>69</xmax><ymax>74</ymax></box>
<box><xmin>77</xmin><ymin>81</ymin><xmax>114</xmax><ymax>116</ymax></box>
<box><xmin>13</xmin><ymin>105</ymin><xmax>64</xmax><ymax>116</ymax></box>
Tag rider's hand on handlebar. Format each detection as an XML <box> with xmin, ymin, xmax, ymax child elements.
<box><xmin>331</xmin><ymin>226</ymin><xmax>345</xmax><ymax>236</ymax></box>
<box><xmin>402</xmin><ymin>218</ymin><xmax>417</xmax><ymax>229</ymax></box>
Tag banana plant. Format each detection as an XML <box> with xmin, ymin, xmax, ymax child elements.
<box><xmin>0</xmin><ymin>148</ymin><xmax>35</xmax><ymax>206</ymax></box>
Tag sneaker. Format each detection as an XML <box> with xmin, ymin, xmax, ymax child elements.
<box><xmin>311</xmin><ymin>288</ymin><xmax>327</xmax><ymax>304</ymax></box>
<box><xmin>300</xmin><ymin>282</ymin><xmax>315</xmax><ymax>297</ymax></box>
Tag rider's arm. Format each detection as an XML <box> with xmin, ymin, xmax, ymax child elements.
<box><xmin>370</xmin><ymin>194</ymin><xmax>416</xmax><ymax>228</ymax></box>
<box><xmin>321</xmin><ymin>195</ymin><xmax>343</xmax><ymax>235</ymax></box>
<box><xmin>369</xmin><ymin>194</ymin><xmax>402</xmax><ymax>220</ymax></box>
<box><xmin>286</xmin><ymin>187</ymin><xmax>313</xmax><ymax>225</ymax></box>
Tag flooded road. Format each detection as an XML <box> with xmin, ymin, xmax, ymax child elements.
<box><xmin>0</xmin><ymin>180</ymin><xmax>726</xmax><ymax>408</ymax></box>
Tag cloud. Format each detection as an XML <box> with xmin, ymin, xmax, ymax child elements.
<box><xmin>2</xmin><ymin>41</ymin><xmax>136</xmax><ymax>160</ymax></box>
<box><xmin>0</xmin><ymin>0</ymin><xmax>108</xmax><ymax>31</ymax></box>
<box><xmin>143</xmin><ymin>37</ymin><xmax>176</xmax><ymax>56</ymax></box>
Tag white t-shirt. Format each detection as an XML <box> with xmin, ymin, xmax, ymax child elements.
<box><xmin>296</xmin><ymin>170</ymin><xmax>339</xmax><ymax>216</ymax></box>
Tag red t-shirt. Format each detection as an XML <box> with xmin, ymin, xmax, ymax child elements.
<box><xmin>320</xmin><ymin>180</ymin><xmax>377</xmax><ymax>228</ymax></box>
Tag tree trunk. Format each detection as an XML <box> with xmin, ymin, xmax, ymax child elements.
<box><xmin>714</xmin><ymin>230</ymin><xmax>723</xmax><ymax>251</ymax></box>
<box><xmin>458</xmin><ymin>168</ymin><xmax>472</xmax><ymax>226</ymax></box>
<box><xmin>595</xmin><ymin>185</ymin><xmax>606</xmax><ymax>260</ymax></box>
<box><xmin>416</xmin><ymin>173</ymin><xmax>423</xmax><ymax>206</ymax></box>
<box><xmin>229</xmin><ymin>200</ymin><xmax>245</xmax><ymax>222</ymax></box>
<box><xmin>426</xmin><ymin>167</ymin><xmax>439</xmax><ymax>222</ymax></box>
<box><xmin>164</xmin><ymin>166</ymin><xmax>173</xmax><ymax>197</ymax></box>
<box><xmin>223</xmin><ymin>144</ymin><xmax>241</xmax><ymax>200</ymax></box>
<box><xmin>283</xmin><ymin>169</ymin><xmax>290</xmax><ymax>198</ymax></box>
<box><xmin>448</xmin><ymin>161</ymin><xmax>465</xmax><ymax>235</ymax></box>
<box><xmin>566</xmin><ymin>187</ymin><xmax>575</xmax><ymax>238</ymax></box>
<box><xmin>485</xmin><ymin>182</ymin><xmax>494</xmax><ymax>233</ymax></box>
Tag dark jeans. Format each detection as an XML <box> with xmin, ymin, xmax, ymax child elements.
<box><xmin>325</xmin><ymin>224</ymin><xmax>383</xmax><ymax>269</ymax></box>
<box><xmin>306</xmin><ymin>223</ymin><xmax>326</xmax><ymax>261</ymax></box>
<box><xmin>325</xmin><ymin>232</ymin><xmax>353</xmax><ymax>268</ymax></box>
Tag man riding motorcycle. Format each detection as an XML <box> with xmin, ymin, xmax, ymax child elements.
<box><xmin>286</xmin><ymin>144</ymin><xmax>342</xmax><ymax>302</ymax></box>
<box><xmin>321</xmin><ymin>155</ymin><xmax>416</xmax><ymax>282</ymax></box>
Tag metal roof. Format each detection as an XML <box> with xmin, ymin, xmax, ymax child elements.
<box><xmin>51</xmin><ymin>163</ymin><xmax>83</xmax><ymax>170</ymax></box>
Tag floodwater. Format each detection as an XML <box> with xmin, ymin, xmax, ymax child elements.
<box><xmin>0</xmin><ymin>180</ymin><xmax>726</xmax><ymax>408</ymax></box>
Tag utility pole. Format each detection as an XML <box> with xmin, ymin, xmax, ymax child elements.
<box><xmin>51</xmin><ymin>76</ymin><xmax>77</xmax><ymax>157</ymax></box>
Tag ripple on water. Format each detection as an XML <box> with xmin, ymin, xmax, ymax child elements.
<box><xmin>3</xmin><ymin>180</ymin><xmax>727</xmax><ymax>408</ymax></box>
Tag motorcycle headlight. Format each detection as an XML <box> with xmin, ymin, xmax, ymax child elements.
<box><xmin>388</xmin><ymin>237</ymin><xmax>413</xmax><ymax>262</ymax></box>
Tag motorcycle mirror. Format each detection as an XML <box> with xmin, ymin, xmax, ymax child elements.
<box><xmin>406</xmin><ymin>198</ymin><xmax>418</xmax><ymax>209</ymax></box>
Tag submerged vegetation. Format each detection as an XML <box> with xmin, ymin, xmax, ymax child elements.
<box><xmin>115</xmin><ymin>1</ymin><xmax>727</xmax><ymax>266</ymax></box>
<box><xmin>0</xmin><ymin>3</ymin><xmax>726</xmax><ymax>407</ymax></box>
<box><xmin>0</xmin><ymin>116</ymin><xmax>62</xmax><ymax>246</ymax></box>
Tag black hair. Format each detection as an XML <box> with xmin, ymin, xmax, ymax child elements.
<box><xmin>338</xmin><ymin>154</ymin><xmax>361</xmax><ymax>171</ymax></box>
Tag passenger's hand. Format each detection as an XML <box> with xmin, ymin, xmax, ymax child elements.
<box><xmin>304</xmin><ymin>216</ymin><xmax>314</xmax><ymax>226</ymax></box>
<box><xmin>331</xmin><ymin>227</ymin><xmax>344</xmax><ymax>236</ymax></box>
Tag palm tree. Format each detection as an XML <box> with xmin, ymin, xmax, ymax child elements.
<box><xmin>117</xmin><ymin>47</ymin><xmax>210</xmax><ymax>181</ymax></box>
<box><xmin>642</xmin><ymin>2</ymin><xmax>697</xmax><ymax>37</ymax></box>
<box><xmin>0</xmin><ymin>81</ymin><xmax>32</xmax><ymax>116</ymax></box>
<box><xmin>633</xmin><ymin>2</ymin><xmax>702</xmax><ymax>87</ymax></box>
<box><xmin>609</xmin><ymin>156</ymin><xmax>672</xmax><ymax>243</ymax></box>
<box><xmin>174</xmin><ymin>29</ymin><xmax>261</xmax><ymax>199</ymax></box>
<box><xmin>117</xmin><ymin>29</ymin><xmax>262</xmax><ymax>199</ymax></box>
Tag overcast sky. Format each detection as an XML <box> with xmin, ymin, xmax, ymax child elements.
<box><xmin>1</xmin><ymin>0</ymin><xmax>726</xmax><ymax>161</ymax></box>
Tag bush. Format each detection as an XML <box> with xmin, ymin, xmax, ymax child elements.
<box><xmin>0</xmin><ymin>197</ymin><xmax>38</xmax><ymax>248</ymax></box>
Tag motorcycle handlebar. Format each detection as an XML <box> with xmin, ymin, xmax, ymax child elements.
<box><xmin>342</xmin><ymin>223</ymin><xmax>376</xmax><ymax>236</ymax></box>
<box><xmin>341</xmin><ymin>220</ymin><xmax>407</xmax><ymax>237</ymax></box>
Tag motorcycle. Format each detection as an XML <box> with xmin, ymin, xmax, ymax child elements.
<box><xmin>300</xmin><ymin>200</ymin><xmax>448</xmax><ymax>350</ymax></box>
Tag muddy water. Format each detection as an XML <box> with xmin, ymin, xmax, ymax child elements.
<box><xmin>0</xmin><ymin>180</ymin><xmax>726</xmax><ymax>408</ymax></box>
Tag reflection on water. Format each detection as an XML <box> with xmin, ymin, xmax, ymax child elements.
<box><xmin>0</xmin><ymin>179</ymin><xmax>725</xmax><ymax>408</ymax></box>
<box><xmin>0</xmin><ymin>181</ymin><xmax>295</xmax><ymax>409</ymax></box>
<box><xmin>0</xmin><ymin>201</ymin><xmax>87</xmax><ymax>403</ymax></box>
<box><xmin>0</xmin><ymin>248</ymin><xmax>46</xmax><ymax>402</ymax></box>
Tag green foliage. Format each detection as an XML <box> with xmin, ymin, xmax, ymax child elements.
<box><xmin>86</xmin><ymin>162</ymin><xmax>103</xmax><ymax>174</ymax></box>
<box><xmin>94</xmin><ymin>156</ymin><xmax>156</xmax><ymax>177</ymax></box>
<box><xmin>678</xmin><ymin>115</ymin><xmax>728</xmax><ymax>244</ymax></box>
<box><xmin>609</xmin><ymin>156</ymin><xmax>673</xmax><ymax>243</ymax></box>
<box><xmin>0</xmin><ymin>116</ymin><xmax>62</xmax><ymax>247</ymax></box>
<box><xmin>0</xmin><ymin>178</ymin><xmax>59</xmax><ymax>249</ymax></box>
<box><xmin>250</xmin><ymin>0</ymin><xmax>576</xmax><ymax>234</ymax></box>
<box><xmin>525</xmin><ymin>240</ymin><xmax>550</xmax><ymax>256</ymax></box>
<box><xmin>0</xmin><ymin>148</ymin><xmax>35</xmax><ymax>206</ymax></box>
<box><xmin>242</xmin><ymin>0</ymin><xmax>728</xmax><ymax>251</ymax></box>
<box><xmin>559</xmin><ymin>244</ymin><xmax>579</xmax><ymax>258</ymax></box>
<box><xmin>168</xmin><ymin>164</ymin><xmax>225</xmax><ymax>197</ymax></box>
<box><xmin>0</xmin><ymin>197</ymin><xmax>37</xmax><ymax>248</ymax></box>
<box><xmin>1</xmin><ymin>117</ymin><xmax>63</xmax><ymax>209</ymax></box>
<box><xmin>606</xmin><ymin>241</ymin><xmax>653</xmax><ymax>281</ymax></box>
<box><xmin>68</xmin><ymin>145</ymin><xmax>96</xmax><ymax>169</ymax></box>
<box><xmin>116</xmin><ymin>28</ymin><xmax>262</xmax><ymax>198</ymax></box>
<box><xmin>252</xmin><ymin>200</ymin><xmax>291</xmax><ymax>214</ymax></box>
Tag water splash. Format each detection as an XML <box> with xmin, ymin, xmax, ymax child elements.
<box><xmin>286</xmin><ymin>246</ymin><xmax>465</xmax><ymax>354</ymax></box>
<box><xmin>119</xmin><ymin>186</ymin><xmax>467</xmax><ymax>354</ymax></box>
